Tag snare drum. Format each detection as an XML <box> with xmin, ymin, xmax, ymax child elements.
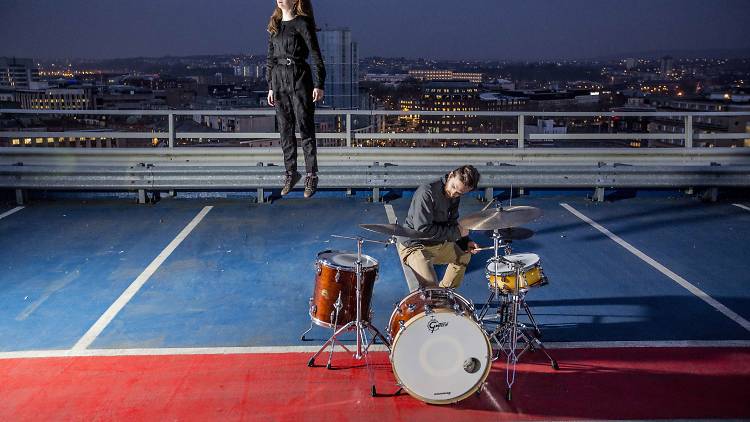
<box><xmin>309</xmin><ymin>250</ymin><xmax>379</xmax><ymax>328</ymax></box>
<box><xmin>388</xmin><ymin>288</ymin><xmax>491</xmax><ymax>404</ymax></box>
<box><xmin>485</xmin><ymin>253</ymin><xmax>547</xmax><ymax>291</ymax></box>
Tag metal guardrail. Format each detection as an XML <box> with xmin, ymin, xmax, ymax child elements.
<box><xmin>1</xmin><ymin>109</ymin><xmax>749</xmax><ymax>204</ymax></box>
<box><xmin>2</xmin><ymin>109</ymin><xmax>750</xmax><ymax>148</ymax></box>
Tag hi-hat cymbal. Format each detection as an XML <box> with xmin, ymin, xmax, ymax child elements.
<box><xmin>359</xmin><ymin>223</ymin><xmax>433</xmax><ymax>239</ymax></box>
<box><xmin>494</xmin><ymin>227</ymin><xmax>535</xmax><ymax>240</ymax></box>
<box><xmin>459</xmin><ymin>206</ymin><xmax>542</xmax><ymax>231</ymax></box>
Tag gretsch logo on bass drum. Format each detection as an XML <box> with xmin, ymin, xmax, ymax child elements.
<box><xmin>427</xmin><ymin>317</ymin><xmax>448</xmax><ymax>333</ymax></box>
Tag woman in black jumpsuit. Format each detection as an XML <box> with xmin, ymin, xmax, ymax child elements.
<box><xmin>266</xmin><ymin>0</ymin><xmax>326</xmax><ymax>198</ymax></box>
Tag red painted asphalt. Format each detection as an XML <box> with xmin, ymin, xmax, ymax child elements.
<box><xmin>1</xmin><ymin>347</ymin><xmax>749</xmax><ymax>421</ymax></box>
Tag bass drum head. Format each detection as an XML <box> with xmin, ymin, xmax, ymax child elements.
<box><xmin>390</xmin><ymin>310</ymin><xmax>491</xmax><ymax>404</ymax></box>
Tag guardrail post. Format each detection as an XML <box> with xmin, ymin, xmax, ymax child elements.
<box><xmin>593</xmin><ymin>187</ymin><xmax>605</xmax><ymax>202</ymax></box>
<box><xmin>517</xmin><ymin>114</ymin><xmax>525</xmax><ymax>148</ymax></box>
<box><xmin>138</xmin><ymin>189</ymin><xmax>146</xmax><ymax>204</ymax></box>
<box><xmin>484</xmin><ymin>187</ymin><xmax>493</xmax><ymax>202</ymax></box>
<box><xmin>257</xmin><ymin>188</ymin><xmax>265</xmax><ymax>204</ymax></box>
<box><xmin>702</xmin><ymin>187</ymin><xmax>718</xmax><ymax>202</ymax></box>
<box><xmin>15</xmin><ymin>189</ymin><xmax>25</xmax><ymax>205</ymax></box>
<box><xmin>372</xmin><ymin>187</ymin><xmax>380</xmax><ymax>203</ymax></box>
<box><xmin>685</xmin><ymin>115</ymin><xmax>693</xmax><ymax>148</ymax></box>
<box><xmin>346</xmin><ymin>113</ymin><xmax>352</xmax><ymax>147</ymax></box>
<box><xmin>168</xmin><ymin>113</ymin><xmax>175</xmax><ymax>148</ymax></box>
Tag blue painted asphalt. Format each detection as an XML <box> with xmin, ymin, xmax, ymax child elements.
<box><xmin>0</xmin><ymin>200</ymin><xmax>209</xmax><ymax>351</ymax></box>
<box><xmin>0</xmin><ymin>194</ymin><xmax>749</xmax><ymax>352</ymax></box>
<box><xmin>563</xmin><ymin>198</ymin><xmax>750</xmax><ymax>322</ymax></box>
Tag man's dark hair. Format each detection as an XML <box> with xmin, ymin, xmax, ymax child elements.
<box><xmin>450</xmin><ymin>165</ymin><xmax>480</xmax><ymax>190</ymax></box>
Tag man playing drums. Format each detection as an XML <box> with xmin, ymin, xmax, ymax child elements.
<box><xmin>397</xmin><ymin>165</ymin><xmax>481</xmax><ymax>292</ymax></box>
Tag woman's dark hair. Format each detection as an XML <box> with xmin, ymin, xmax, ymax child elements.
<box><xmin>449</xmin><ymin>165</ymin><xmax>480</xmax><ymax>190</ymax></box>
<box><xmin>268</xmin><ymin>0</ymin><xmax>317</xmax><ymax>35</ymax></box>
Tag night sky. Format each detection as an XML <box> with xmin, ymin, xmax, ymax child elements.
<box><xmin>2</xmin><ymin>0</ymin><xmax>749</xmax><ymax>60</ymax></box>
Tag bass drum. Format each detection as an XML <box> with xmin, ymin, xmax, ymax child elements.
<box><xmin>388</xmin><ymin>288</ymin><xmax>491</xmax><ymax>404</ymax></box>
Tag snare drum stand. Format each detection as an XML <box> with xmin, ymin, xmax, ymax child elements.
<box><xmin>306</xmin><ymin>235</ymin><xmax>392</xmax><ymax>396</ymax></box>
<box><xmin>488</xmin><ymin>261</ymin><xmax>558</xmax><ymax>401</ymax></box>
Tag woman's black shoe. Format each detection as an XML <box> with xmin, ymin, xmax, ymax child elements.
<box><xmin>304</xmin><ymin>175</ymin><xmax>318</xmax><ymax>198</ymax></box>
<box><xmin>281</xmin><ymin>172</ymin><xmax>301</xmax><ymax>196</ymax></box>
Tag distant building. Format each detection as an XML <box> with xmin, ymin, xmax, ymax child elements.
<box><xmin>525</xmin><ymin>119</ymin><xmax>567</xmax><ymax>144</ymax></box>
<box><xmin>16</xmin><ymin>86</ymin><xmax>95</xmax><ymax>110</ymax></box>
<box><xmin>0</xmin><ymin>88</ymin><xmax>16</xmax><ymax>107</ymax></box>
<box><xmin>318</xmin><ymin>27</ymin><xmax>359</xmax><ymax>109</ymax></box>
<box><xmin>649</xmin><ymin>96</ymin><xmax>750</xmax><ymax>147</ymax></box>
<box><xmin>660</xmin><ymin>56</ymin><xmax>674</xmax><ymax>77</ymax></box>
<box><xmin>414</xmin><ymin>81</ymin><xmax>482</xmax><ymax>134</ymax></box>
<box><xmin>364</xmin><ymin>73</ymin><xmax>410</xmax><ymax>83</ymax></box>
<box><xmin>409</xmin><ymin>69</ymin><xmax>483</xmax><ymax>84</ymax></box>
<box><xmin>0</xmin><ymin>57</ymin><xmax>40</xmax><ymax>89</ymax></box>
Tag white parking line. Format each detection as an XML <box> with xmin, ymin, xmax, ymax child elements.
<box><xmin>0</xmin><ymin>206</ymin><xmax>25</xmax><ymax>220</ymax></box>
<box><xmin>2</xmin><ymin>340</ymin><xmax>749</xmax><ymax>360</ymax></box>
<box><xmin>72</xmin><ymin>206</ymin><xmax>214</xmax><ymax>351</ymax></box>
<box><xmin>561</xmin><ymin>202</ymin><xmax>750</xmax><ymax>332</ymax></box>
<box><xmin>733</xmin><ymin>203</ymin><xmax>750</xmax><ymax>212</ymax></box>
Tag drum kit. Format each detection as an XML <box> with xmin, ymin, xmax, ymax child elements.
<box><xmin>301</xmin><ymin>201</ymin><xmax>557</xmax><ymax>403</ymax></box>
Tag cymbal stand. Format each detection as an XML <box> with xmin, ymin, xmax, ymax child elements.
<box><xmin>307</xmin><ymin>234</ymin><xmax>392</xmax><ymax>396</ymax></box>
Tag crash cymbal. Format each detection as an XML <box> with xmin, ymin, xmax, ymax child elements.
<box><xmin>459</xmin><ymin>206</ymin><xmax>542</xmax><ymax>231</ymax></box>
<box><xmin>359</xmin><ymin>223</ymin><xmax>433</xmax><ymax>239</ymax></box>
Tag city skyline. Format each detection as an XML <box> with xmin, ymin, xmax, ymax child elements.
<box><xmin>2</xmin><ymin>0</ymin><xmax>750</xmax><ymax>61</ymax></box>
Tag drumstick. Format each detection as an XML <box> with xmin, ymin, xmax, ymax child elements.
<box><xmin>473</xmin><ymin>245</ymin><xmax>494</xmax><ymax>251</ymax></box>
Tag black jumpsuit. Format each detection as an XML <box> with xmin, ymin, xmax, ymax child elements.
<box><xmin>266</xmin><ymin>16</ymin><xmax>326</xmax><ymax>175</ymax></box>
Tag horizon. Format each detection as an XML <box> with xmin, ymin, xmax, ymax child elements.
<box><xmin>7</xmin><ymin>46</ymin><xmax>750</xmax><ymax>65</ymax></box>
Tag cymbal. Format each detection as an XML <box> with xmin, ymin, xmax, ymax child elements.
<box><xmin>459</xmin><ymin>206</ymin><xmax>542</xmax><ymax>231</ymax></box>
<box><xmin>359</xmin><ymin>223</ymin><xmax>433</xmax><ymax>239</ymax></box>
<box><xmin>493</xmin><ymin>227</ymin><xmax>535</xmax><ymax>240</ymax></box>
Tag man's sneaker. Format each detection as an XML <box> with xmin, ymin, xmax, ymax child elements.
<box><xmin>303</xmin><ymin>175</ymin><xmax>318</xmax><ymax>198</ymax></box>
<box><xmin>281</xmin><ymin>172</ymin><xmax>301</xmax><ymax>196</ymax></box>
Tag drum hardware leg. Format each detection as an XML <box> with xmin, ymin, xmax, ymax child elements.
<box><xmin>521</xmin><ymin>300</ymin><xmax>542</xmax><ymax>338</ymax></box>
<box><xmin>529</xmin><ymin>335</ymin><xmax>558</xmax><ymax>370</ymax></box>
<box><xmin>517</xmin><ymin>294</ymin><xmax>557</xmax><ymax>368</ymax></box>
<box><xmin>477</xmin><ymin>289</ymin><xmax>495</xmax><ymax>321</ymax></box>
<box><xmin>374</xmin><ymin>386</ymin><xmax>403</xmax><ymax>398</ymax></box>
<box><xmin>506</xmin><ymin>387</ymin><xmax>512</xmax><ymax>401</ymax></box>
<box><xmin>300</xmin><ymin>321</ymin><xmax>314</xmax><ymax>341</ymax></box>
<box><xmin>301</xmin><ymin>298</ymin><xmax>316</xmax><ymax>341</ymax></box>
<box><xmin>364</xmin><ymin>322</ymin><xmax>392</xmax><ymax>352</ymax></box>
<box><xmin>358</xmin><ymin>325</ymin><xmax>381</xmax><ymax>398</ymax></box>
<box><xmin>326</xmin><ymin>292</ymin><xmax>344</xmax><ymax>369</ymax></box>
<box><xmin>307</xmin><ymin>320</ymin><xmax>356</xmax><ymax>368</ymax></box>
